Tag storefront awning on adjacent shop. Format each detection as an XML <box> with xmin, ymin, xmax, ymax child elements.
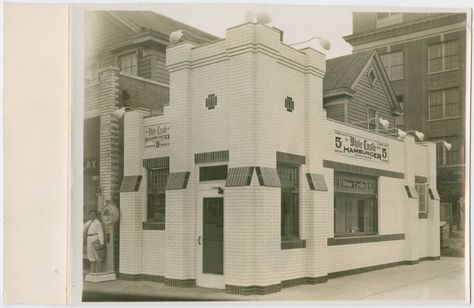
<box><xmin>404</xmin><ymin>185</ymin><xmax>419</xmax><ymax>199</ymax></box>
<box><xmin>306</xmin><ymin>173</ymin><xmax>328</xmax><ymax>191</ymax></box>
<box><xmin>120</xmin><ymin>175</ymin><xmax>142</xmax><ymax>192</ymax></box>
<box><xmin>225</xmin><ymin>167</ymin><xmax>254</xmax><ymax>187</ymax></box>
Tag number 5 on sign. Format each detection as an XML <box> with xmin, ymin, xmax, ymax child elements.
<box><xmin>335</xmin><ymin>136</ymin><xmax>342</xmax><ymax>149</ymax></box>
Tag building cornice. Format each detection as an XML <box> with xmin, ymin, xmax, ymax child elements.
<box><xmin>344</xmin><ymin>13</ymin><xmax>466</xmax><ymax>46</ymax></box>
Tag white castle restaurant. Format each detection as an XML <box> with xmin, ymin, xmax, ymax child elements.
<box><xmin>116</xmin><ymin>21</ymin><xmax>442</xmax><ymax>295</ymax></box>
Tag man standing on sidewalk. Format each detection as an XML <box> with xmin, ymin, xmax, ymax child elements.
<box><xmin>84</xmin><ymin>209</ymin><xmax>105</xmax><ymax>273</ymax></box>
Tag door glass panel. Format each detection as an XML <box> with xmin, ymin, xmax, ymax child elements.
<box><xmin>203</xmin><ymin>198</ymin><xmax>224</xmax><ymax>275</ymax></box>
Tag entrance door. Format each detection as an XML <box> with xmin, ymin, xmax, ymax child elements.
<box><xmin>196</xmin><ymin>197</ymin><xmax>224</xmax><ymax>288</ymax></box>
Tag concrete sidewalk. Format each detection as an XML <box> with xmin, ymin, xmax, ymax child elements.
<box><xmin>83</xmin><ymin>257</ymin><xmax>467</xmax><ymax>302</ymax></box>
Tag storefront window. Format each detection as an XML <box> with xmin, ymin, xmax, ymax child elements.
<box><xmin>278</xmin><ymin>163</ymin><xmax>300</xmax><ymax>240</ymax></box>
<box><xmin>334</xmin><ymin>172</ymin><xmax>378</xmax><ymax>236</ymax></box>
<box><xmin>147</xmin><ymin>167</ymin><xmax>169</xmax><ymax>223</ymax></box>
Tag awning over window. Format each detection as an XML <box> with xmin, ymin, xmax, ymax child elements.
<box><xmin>404</xmin><ymin>185</ymin><xmax>419</xmax><ymax>199</ymax></box>
<box><xmin>306</xmin><ymin>173</ymin><xmax>328</xmax><ymax>191</ymax></box>
<box><xmin>428</xmin><ymin>187</ymin><xmax>440</xmax><ymax>200</ymax></box>
<box><xmin>225</xmin><ymin>167</ymin><xmax>254</xmax><ymax>187</ymax></box>
<box><xmin>166</xmin><ymin>172</ymin><xmax>190</xmax><ymax>190</ymax></box>
<box><xmin>120</xmin><ymin>175</ymin><xmax>142</xmax><ymax>192</ymax></box>
<box><xmin>255</xmin><ymin>167</ymin><xmax>281</xmax><ymax>187</ymax></box>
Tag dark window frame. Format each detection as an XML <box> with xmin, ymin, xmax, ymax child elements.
<box><xmin>334</xmin><ymin>172</ymin><xmax>379</xmax><ymax>237</ymax></box>
<box><xmin>146</xmin><ymin>167</ymin><xmax>169</xmax><ymax>225</ymax></box>
<box><xmin>199</xmin><ymin>165</ymin><xmax>228</xmax><ymax>182</ymax></box>
<box><xmin>277</xmin><ymin>162</ymin><xmax>300</xmax><ymax>241</ymax></box>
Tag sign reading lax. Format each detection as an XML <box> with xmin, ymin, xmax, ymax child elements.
<box><xmin>334</xmin><ymin>130</ymin><xmax>389</xmax><ymax>163</ymax></box>
<box><xmin>145</xmin><ymin>123</ymin><xmax>170</xmax><ymax>148</ymax></box>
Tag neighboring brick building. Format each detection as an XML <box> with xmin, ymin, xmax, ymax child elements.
<box><xmin>119</xmin><ymin>21</ymin><xmax>440</xmax><ymax>295</ymax></box>
<box><xmin>343</xmin><ymin>12</ymin><xmax>467</xmax><ymax>228</ymax></box>
<box><xmin>84</xmin><ymin>11</ymin><xmax>219</xmax><ymax>273</ymax></box>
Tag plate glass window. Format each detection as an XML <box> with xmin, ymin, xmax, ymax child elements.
<box><xmin>277</xmin><ymin>163</ymin><xmax>300</xmax><ymax>240</ymax></box>
<box><xmin>334</xmin><ymin>172</ymin><xmax>378</xmax><ymax>236</ymax></box>
<box><xmin>147</xmin><ymin>168</ymin><xmax>169</xmax><ymax>223</ymax></box>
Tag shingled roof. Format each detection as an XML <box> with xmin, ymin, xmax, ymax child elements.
<box><xmin>323</xmin><ymin>50</ymin><xmax>373</xmax><ymax>93</ymax></box>
<box><xmin>109</xmin><ymin>11</ymin><xmax>220</xmax><ymax>43</ymax></box>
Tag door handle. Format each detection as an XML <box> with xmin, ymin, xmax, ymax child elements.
<box><xmin>198</xmin><ymin>235</ymin><xmax>201</xmax><ymax>246</ymax></box>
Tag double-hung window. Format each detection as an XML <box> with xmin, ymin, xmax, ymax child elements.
<box><xmin>334</xmin><ymin>172</ymin><xmax>378</xmax><ymax>236</ymax></box>
<box><xmin>380</xmin><ymin>51</ymin><xmax>403</xmax><ymax>81</ymax></box>
<box><xmin>428</xmin><ymin>41</ymin><xmax>459</xmax><ymax>73</ymax></box>
<box><xmin>277</xmin><ymin>163</ymin><xmax>300</xmax><ymax>240</ymax></box>
<box><xmin>428</xmin><ymin>88</ymin><xmax>460</xmax><ymax>120</ymax></box>
<box><xmin>119</xmin><ymin>51</ymin><xmax>138</xmax><ymax>76</ymax></box>
<box><xmin>147</xmin><ymin>167</ymin><xmax>169</xmax><ymax>224</ymax></box>
<box><xmin>367</xmin><ymin>107</ymin><xmax>378</xmax><ymax>131</ymax></box>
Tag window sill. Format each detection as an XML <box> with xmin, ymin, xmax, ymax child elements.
<box><xmin>419</xmin><ymin>212</ymin><xmax>428</xmax><ymax>219</ymax></box>
<box><xmin>426</xmin><ymin>116</ymin><xmax>461</xmax><ymax>122</ymax></box>
<box><xmin>281</xmin><ymin>239</ymin><xmax>306</xmax><ymax>250</ymax></box>
<box><xmin>426</xmin><ymin>67</ymin><xmax>460</xmax><ymax>75</ymax></box>
<box><xmin>327</xmin><ymin>233</ymin><xmax>405</xmax><ymax>246</ymax></box>
<box><xmin>142</xmin><ymin>221</ymin><xmax>165</xmax><ymax>230</ymax></box>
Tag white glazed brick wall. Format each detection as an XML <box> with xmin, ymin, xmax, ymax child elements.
<box><xmin>327</xmin><ymin>241</ymin><xmax>405</xmax><ymax>273</ymax></box>
<box><xmin>223</xmin><ymin>183</ymin><xmax>258</xmax><ymax>286</ymax></box>
<box><xmin>142</xmin><ymin>231</ymin><xmax>166</xmax><ymax>275</ymax></box>
<box><xmin>118</xmin><ymin>21</ymin><xmax>441</xmax><ymax>286</ymax></box>
<box><xmin>378</xmin><ymin>177</ymin><xmax>405</xmax><ymax>234</ymax></box>
<box><xmin>190</xmin><ymin>61</ymin><xmax>230</xmax><ymax>154</ymax></box>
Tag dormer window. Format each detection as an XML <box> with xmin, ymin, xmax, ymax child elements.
<box><xmin>119</xmin><ymin>51</ymin><xmax>138</xmax><ymax>76</ymax></box>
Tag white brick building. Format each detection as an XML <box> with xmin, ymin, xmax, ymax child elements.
<box><xmin>119</xmin><ymin>21</ymin><xmax>440</xmax><ymax>295</ymax></box>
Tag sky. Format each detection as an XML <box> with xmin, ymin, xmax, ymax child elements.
<box><xmin>148</xmin><ymin>3</ymin><xmax>354</xmax><ymax>59</ymax></box>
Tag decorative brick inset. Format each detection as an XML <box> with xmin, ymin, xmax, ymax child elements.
<box><xmin>276</xmin><ymin>151</ymin><xmax>306</xmax><ymax>165</ymax></box>
<box><xmin>142</xmin><ymin>222</ymin><xmax>165</xmax><ymax>230</ymax></box>
<box><xmin>195</xmin><ymin>150</ymin><xmax>229</xmax><ymax>164</ymax></box>
<box><xmin>323</xmin><ymin>160</ymin><xmax>404</xmax><ymax>179</ymax></box>
<box><xmin>225</xmin><ymin>283</ymin><xmax>281</xmax><ymax>295</ymax></box>
<box><xmin>118</xmin><ymin>273</ymin><xmax>165</xmax><ymax>283</ymax></box>
<box><xmin>281</xmin><ymin>239</ymin><xmax>306</xmax><ymax>250</ymax></box>
<box><xmin>327</xmin><ymin>233</ymin><xmax>405</xmax><ymax>246</ymax></box>
<box><xmin>165</xmin><ymin>278</ymin><xmax>196</xmax><ymax>288</ymax></box>
<box><xmin>281</xmin><ymin>276</ymin><xmax>328</xmax><ymax>288</ymax></box>
<box><xmin>419</xmin><ymin>212</ymin><xmax>428</xmax><ymax>219</ymax></box>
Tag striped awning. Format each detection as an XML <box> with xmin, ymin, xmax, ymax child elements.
<box><xmin>428</xmin><ymin>187</ymin><xmax>440</xmax><ymax>200</ymax></box>
<box><xmin>166</xmin><ymin>172</ymin><xmax>191</xmax><ymax>190</ymax></box>
<box><xmin>120</xmin><ymin>175</ymin><xmax>142</xmax><ymax>192</ymax></box>
<box><xmin>225</xmin><ymin>167</ymin><xmax>254</xmax><ymax>187</ymax></box>
<box><xmin>306</xmin><ymin>173</ymin><xmax>328</xmax><ymax>191</ymax></box>
<box><xmin>404</xmin><ymin>185</ymin><xmax>419</xmax><ymax>199</ymax></box>
<box><xmin>255</xmin><ymin>167</ymin><xmax>281</xmax><ymax>187</ymax></box>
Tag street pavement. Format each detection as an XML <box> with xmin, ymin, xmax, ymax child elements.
<box><xmin>83</xmin><ymin>256</ymin><xmax>467</xmax><ymax>303</ymax></box>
